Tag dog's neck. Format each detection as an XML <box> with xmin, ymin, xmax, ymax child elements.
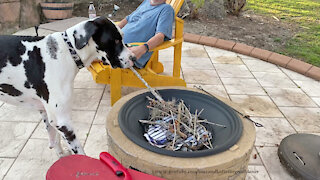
<box><xmin>61</xmin><ymin>31</ymin><xmax>85</xmax><ymax>69</ymax></box>
<box><xmin>64</xmin><ymin>26</ymin><xmax>100</xmax><ymax>68</ymax></box>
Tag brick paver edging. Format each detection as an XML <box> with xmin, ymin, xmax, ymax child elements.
<box><xmin>183</xmin><ymin>33</ymin><xmax>320</xmax><ymax>81</ymax></box>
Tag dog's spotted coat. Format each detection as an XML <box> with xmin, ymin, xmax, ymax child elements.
<box><xmin>0</xmin><ymin>17</ymin><xmax>135</xmax><ymax>157</ymax></box>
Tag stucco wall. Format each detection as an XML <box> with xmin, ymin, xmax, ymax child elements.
<box><xmin>0</xmin><ymin>0</ymin><xmax>46</xmax><ymax>32</ymax></box>
<box><xmin>0</xmin><ymin>0</ymin><xmax>21</xmax><ymax>30</ymax></box>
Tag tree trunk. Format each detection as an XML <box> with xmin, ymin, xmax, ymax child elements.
<box><xmin>181</xmin><ymin>0</ymin><xmax>246</xmax><ymax>19</ymax></box>
<box><xmin>224</xmin><ymin>0</ymin><xmax>246</xmax><ymax>16</ymax></box>
<box><xmin>182</xmin><ymin>0</ymin><xmax>226</xmax><ymax>19</ymax></box>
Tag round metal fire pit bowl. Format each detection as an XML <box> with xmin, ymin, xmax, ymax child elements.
<box><xmin>107</xmin><ymin>87</ymin><xmax>255</xmax><ymax>180</ymax></box>
<box><xmin>119</xmin><ymin>88</ymin><xmax>243</xmax><ymax>158</ymax></box>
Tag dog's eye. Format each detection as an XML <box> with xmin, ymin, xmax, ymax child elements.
<box><xmin>115</xmin><ymin>40</ymin><xmax>120</xmax><ymax>44</ymax></box>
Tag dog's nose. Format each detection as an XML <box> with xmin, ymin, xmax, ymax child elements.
<box><xmin>129</xmin><ymin>56</ymin><xmax>137</xmax><ymax>61</ymax></box>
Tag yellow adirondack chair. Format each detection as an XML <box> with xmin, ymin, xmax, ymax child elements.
<box><xmin>88</xmin><ymin>0</ymin><xmax>186</xmax><ymax>105</ymax></box>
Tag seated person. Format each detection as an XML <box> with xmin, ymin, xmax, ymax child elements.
<box><xmin>118</xmin><ymin>0</ymin><xmax>175</xmax><ymax>68</ymax></box>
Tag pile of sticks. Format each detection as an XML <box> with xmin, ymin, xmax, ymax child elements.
<box><xmin>129</xmin><ymin>67</ymin><xmax>225</xmax><ymax>151</ymax></box>
<box><xmin>140</xmin><ymin>96</ymin><xmax>226</xmax><ymax>151</ymax></box>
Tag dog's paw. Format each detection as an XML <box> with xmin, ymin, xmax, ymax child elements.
<box><xmin>57</xmin><ymin>152</ymin><xmax>65</xmax><ymax>158</ymax></box>
<box><xmin>48</xmin><ymin>140</ymin><xmax>56</xmax><ymax>149</ymax></box>
<box><xmin>56</xmin><ymin>150</ymin><xmax>72</xmax><ymax>158</ymax></box>
<box><xmin>49</xmin><ymin>145</ymin><xmax>54</xmax><ymax>149</ymax></box>
<box><xmin>60</xmin><ymin>151</ymin><xmax>72</xmax><ymax>158</ymax></box>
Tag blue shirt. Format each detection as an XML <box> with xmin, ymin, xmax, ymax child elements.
<box><xmin>122</xmin><ymin>0</ymin><xmax>175</xmax><ymax>68</ymax></box>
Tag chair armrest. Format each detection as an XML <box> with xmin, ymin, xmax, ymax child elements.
<box><xmin>152</xmin><ymin>39</ymin><xmax>183</xmax><ymax>51</ymax></box>
<box><xmin>129</xmin><ymin>38</ymin><xmax>183</xmax><ymax>52</ymax></box>
<box><xmin>129</xmin><ymin>17</ymin><xmax>184</xmax><ymax>51</ymax></box>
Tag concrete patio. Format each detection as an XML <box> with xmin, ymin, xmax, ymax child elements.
<box><xmin>1</xmin><ymin>17</ymin><xmax>320</xmax><ymax>180</ymax></box>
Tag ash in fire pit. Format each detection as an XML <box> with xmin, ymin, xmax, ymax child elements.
<box><xmin>140</xmin><ymin>97</ymin><xmax>227</xmax><ymax>152</ymax></box>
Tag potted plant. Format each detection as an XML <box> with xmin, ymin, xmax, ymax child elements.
<box><xmin>40</xmin><ymin>0</ymin><xmax>74</xmax><ymax>22</ymax></box>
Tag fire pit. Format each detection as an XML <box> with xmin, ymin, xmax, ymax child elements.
<box><xmin>107</xmin><ymin>87</ymin><xmax>255</xmax><ymax>180</ymax></box>
<box><xmin>118</xmin><ymin>88</ymin><xmax>243</xmax><ymax>157</ymax></box>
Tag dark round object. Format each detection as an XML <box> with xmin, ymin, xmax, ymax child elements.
<box><xmin>118</xmin><ymin>89</ymin><xmax>243</xmax><ymax>158</ymax></box>
<box><xmin>278</xmin><ymin>133</ymin><xmax>320</xmax><ymax>180</ymax></box>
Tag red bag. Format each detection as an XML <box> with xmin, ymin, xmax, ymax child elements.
<box><xmin>46</xmin><ymin>152</ymin><xmax>165</xmax><ymax>180</ymax></box>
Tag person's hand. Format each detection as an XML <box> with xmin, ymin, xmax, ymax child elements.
<box><xmin>128</xmin><ymin>45</ymin><xmax>148</xmax><ymax>60</ymax></box>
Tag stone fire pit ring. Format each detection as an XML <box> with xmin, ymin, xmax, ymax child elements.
<box><xmin>107</xmin><ymin>87</ymin><xmax>255</xmax><ymax>180</ymax></box>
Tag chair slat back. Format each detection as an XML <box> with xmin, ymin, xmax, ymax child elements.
<box><xmin>166</xmin><ymin>0</ymin><xmax>173</xmax><ymax>5</ymax></box>
<box><xmin>166</xmin><ymin>0</ymin><xmax>184</xmax><ymax>16</ymax></box>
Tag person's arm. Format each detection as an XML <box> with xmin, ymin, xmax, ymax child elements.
<box><xmin>128</xmin><ymin>32</ymin><xmax>165</xmax><ymax>60</ymax></box>
<box><xmin>127</xmin><ymin>4</ymin><xmax>174</xmax><ymax>61</ymax></box>
<box><xmin>119</xmin><ymin>0</ymin><xmax>145</xmax><ymax>29</ymax></box>
<box><xmin>118</xmin><ymin>18</ymin><xmax>128</xmax><ymax>29</ymax></box>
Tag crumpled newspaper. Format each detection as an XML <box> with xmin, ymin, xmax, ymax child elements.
<box><xmin>143</xmin><ymin>116</ymin><xmax>213</xmax><ymax>151</ymax></box>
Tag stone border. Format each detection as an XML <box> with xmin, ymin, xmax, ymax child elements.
<box><xmin>183</xmin><ymin>33</ymin><xmax>320</xmax><ymax>81</ymax></box>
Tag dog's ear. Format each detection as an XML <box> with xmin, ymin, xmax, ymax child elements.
<box><xmin>73</xmin><ymin>21</ymin><xmax>98</xmax><ymax>49</ymax></box>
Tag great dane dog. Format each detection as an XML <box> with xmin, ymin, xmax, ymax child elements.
<box><xmin>0</xmin><ymin>17</ymin><xmax>135</xmax><ymax>157</ymax></box>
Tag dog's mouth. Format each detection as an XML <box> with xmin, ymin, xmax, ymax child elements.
<box><xmin>106</xmin><ymin>62</ymin><xmax>120</xmax><ymax>69</ymax></box>
<box><xmin>101</xmin><ymin>53</ymin><xmax>135</xmax><ymax>69</ymax></box>
<box><xmin>120</xmin><ymin>57</ymin><xmax>135</xmax><ymax>69</ymax></box>
<box><xmin>102</xmin><ymin>61</ymin><xmax>110</xmax><ymax>66</ymax></box>
<box><xmin>129</xmin><ymin>56</ymin><xmax>137</xmax><ymax>62</ymax></box>
<box><xmin>111</xmin><ymin>64</ymin><xmax>120</xmax><ymax>68</ymax></box>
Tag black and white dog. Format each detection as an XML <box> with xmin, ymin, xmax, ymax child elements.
<box><xmin>0</xmin><ymin>17</ymin><xmax>135</xmax><ymax>157</ymax></box>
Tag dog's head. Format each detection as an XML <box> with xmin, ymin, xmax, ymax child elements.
<box><xmin>72</xmin><ymin>17</ymin><xmax>135</xmax><ymax>68</ymax></box>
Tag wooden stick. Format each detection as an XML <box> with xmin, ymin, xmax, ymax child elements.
<box><xmin>193</xmin><ymin>109</ymin><xmax>197</xmax><ymax>138</ymax></box>
<box><xmin>176</xmin><ymin>103</ymin><xmax>187</xmax><ymax>139</ymax></box>
<box><xmin>197</xmin><ymin>120</ymin><xmax>226</xmax><ymax>128</ymax></box>
<box><xmin>139</xmin><ymin>120</ymin><xmax>168</xmax><ymax>128</ymax></box>
<box><xmin>130</xmin><ymin>67</ymin><xmax>164</xmax><ymax>102</ymax></box>
<box><xmin>170</xmin><ymin>111</ymin><xmax>177</xmax><ymax>150</ymax></box>
<box><xmin>198</xmin><ymin>123</ymin><xmax>213</xmax><ymax>149</ymax></box>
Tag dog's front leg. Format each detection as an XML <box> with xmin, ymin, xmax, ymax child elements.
<box><xmin>44</xmin><ymin>85</ymin><xmax>85</xmax><ymax>155</ymax></box>
<box><xmin>40</xmin><ymin>110</ymin><xmax>65</xmax><ymax>157</ymax></box>
<box><xmin>54</xmin><ymin>111</ymin><xmax>85</xmax><ymax>155</ymax></box>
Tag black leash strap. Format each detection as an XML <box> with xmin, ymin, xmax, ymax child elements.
<box><xmin>34</xmin><ymin>26</ymin><xmax>39</xmax><ymax>36</ymax></box>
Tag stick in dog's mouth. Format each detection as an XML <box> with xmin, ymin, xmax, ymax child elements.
<box><xmin>129</xmin><ymin>66</ymin><xmax>164</xmax><ymax>102</ymax></box>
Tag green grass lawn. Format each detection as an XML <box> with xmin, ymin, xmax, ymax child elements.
<box><xmin>246</xmin><ymin>0</ymin><xmax>320</xmax><ymax>67</ymax></box>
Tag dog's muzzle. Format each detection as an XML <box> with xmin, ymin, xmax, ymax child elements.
<box><xmin>102</xmin><ymin>61</ymin><xmax>110</xmax><ymax>65</ymax></box>
<box><xmin>129</xmin><ymin>56</ymin><xmax>137</xmax><ymax>62</ymax></box>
